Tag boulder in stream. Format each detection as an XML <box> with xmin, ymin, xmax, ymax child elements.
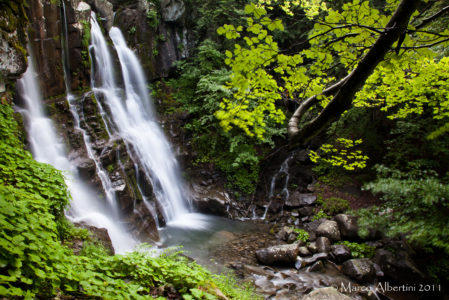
<box><xmin>255</xmin><ymin>243</ymin><xmax>300</xmax><ymax>266</ymax></box>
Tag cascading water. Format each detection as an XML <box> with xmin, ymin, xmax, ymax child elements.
<box><xmin>89</xmin><ymin>13</ymin><xmax>206</xmax><ymax>228</ymax></box>
<box><xmin>18</xmin><ymin>48</ymin><xmax>137</xmax><ymax>254</ymax></box>
<box><xmin>258</xmin><ymin>153</ymin><xmax>294</xmax><ymax>219</ymax></box>
<box><xmin>61</xmin><ymin>2</ymin><xmax>118</xmax><ymax>211</ymax></box>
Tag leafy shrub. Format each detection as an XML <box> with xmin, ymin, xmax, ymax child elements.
<box><xmin>293</xmin><ymin>228</ymin><xmax>310</xmax><ymax>243</ymax></box>
<box><xmin>168</xmin><ymin>40</ymin><xmax>285</xmax><ymax>195</ymax></box>
<box><xmin>319</xmin><ymin>196</ymin><xmax>350</xmax><ymax>215</ymax></box>
<box><xmin>0</xmin><ymin>104</ymin><xmax>258</xmax><ymax>299</ymax></box>
<box><xmin>312</xmin><ymin>209</ymin><xmax>331</xmax><ymax>221</ymax></box>
<box><xmin>357</xmin><ymin>165</ymin><xmax>449</xmax><ymax>254</ymax></box>
<box><xmin>337</xmin><ymin>241</ymin><xmax>375</xmax><ymax>258</ymax></box>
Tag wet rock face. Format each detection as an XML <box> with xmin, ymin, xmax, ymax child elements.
<box><xmin>26</xmin><ymin>0</ymin><xmax>66</xmax><ymax>99</ymax></box>
<box><xmin>75</xmin><ymin>222</ymin><xmax>115</xmax><ymax>255</ymax></box>
<box><xmin>0</xmin><ymin>1</ymin><xmax>28</xmax><ymax>93</ymax></box>
<box><xmin>63</xmin><ymin>0</ymin><xmax>92</xmax><ymax>91</ymax></box>
<box><xmin>86</xmin><ymin>0</ymin><xmax>114</xmax><ymax>29</ymax></box>
<box><xmin>160</xmin><ymin>0</ymin><xmax>185</xmax><ymax>22</ymax></box>
<box><xmin>114</xmin><ymin>0</ymin><xmax>191</xmax><ymax>81</ymax></box>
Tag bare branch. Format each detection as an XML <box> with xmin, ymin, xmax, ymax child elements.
<box><xmin>401</xmin><ymin>38</ymin><xmax>449</xmax><ymax>49</ymax></box>
<box><xmin>416</xmin><ymin>5</ymin><xmax>449</xmax><ymax>29</ymax></box>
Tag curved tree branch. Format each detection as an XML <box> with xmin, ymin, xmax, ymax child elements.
<box><xmin>288</xmin><ymin>73</ymin><xmax>351</xmax><ymax>138</ymax></box>
<box><xmin>288</xmin><ymin>0</ymin><xmax>420</xmax><ymax>147</ymax></box>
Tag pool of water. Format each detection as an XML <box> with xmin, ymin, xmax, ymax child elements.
<box><xmin>158</xmin><ymin>213</ymin><xmax>268</xmax><ymax>272</ymax></box>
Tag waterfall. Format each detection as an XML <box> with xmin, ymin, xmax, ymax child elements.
<box><xmin>257</xmin><ymin>154</ymin><xmax>294</xmax><ymax>219</ymax></box>
<box><xmin>17</xmin><ymin>50</ymin><xmax>137</xmax><ymax>253</ymax></box>
<box><xmin>89</xmin><ymin>13</ymin><xmax>206</xmax><ymax>228</ymax></box>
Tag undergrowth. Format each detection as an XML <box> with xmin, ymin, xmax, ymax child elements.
<box><xmin>0</xmin><ymin>104</ymin><xmax>259</xmax><ymax>299</ymax></box>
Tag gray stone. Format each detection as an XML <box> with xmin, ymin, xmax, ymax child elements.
<box><xmin>161</xmin><ymin>0</ymin><xmax>185</xmax><ymax>22</ymax></box>
<box><xmin>276</xmin><ymin>226</ymin><xmax>294</xmax><ymax>241</ymax></box>
<box><xmin>308</xmin><ymin>260</ymin><xmax>325</xmax><ymax>272</ymax></box>
<box><xmin>87</xmin><ymin>0</ymin><xmax>114</xmax><ymax>29</ymax></box>
<box><xmin>342</xmin><ymin>258</ymin><xmax>377</xmax><ymax>283</ymax></box>
<box><xmin>316</xmin><ymin>236</ymin><xmax>331</xmax><ymax>253</ymax></box>
<box><xmin>299</xmin><ymin>206</ymin><xmax>315</xmax><ymax>216</ymax></box>
<box><xmin>301</xmin><ymin>287</ymin><xmax>353</xmax><ymax>300</ymax></box>
<box><xmin>256</xmin><ymin>244</ymin><xmax>299</xmax><ymax>266</ymax></box>
<box><xmin>287</xmin><ymin>232</ymin><xmax>299</xmax><ymax>244</ymax></box>
<box><xmin>191</xmin><ymin>184</ymin><xmax>231</xmax><ymax>217</ymax></box>
<box><xmin>301</xmin><ymin>253</ymin><xmax>328</xmax><ymax>267</ymax></box>
<box><xmin>334</xmin><ymin>214</ymin><xmax>359</xmax><ymax>240</ymax></box>
<box><xmin>0</xmin><ymin>36</ymin><xmax>27</xmax><ymax>79</ymax></box>
<box><xmin>308</xmin><ymin>241</ymin><xmax>318</xmax><ymax>253</ymax></box>
<box><xmin>298</xmin><ymin>246</ymin><xmax>311</xmax><ymax>256</ymax></box>
<box><xmin>286</xmin><ymin>192</ymin><xmax>317</xmax><ymax>207</ymax></box>
<box><xmin>330</xmin><ymin>244</ymin><xmax>351</xmax><ymax>263</ymax></box>
<box><xmin>243</xmin><ymin>265</ymin><xmax>276</xmax><ymax>278</ymax></box>
<box><xmin>75</xmin><ymin>1</ymin><xmax>91</xmax><ymax>21</ymax></box>
<box><xmin>316</xmin><ymin>220</ymin><xmax>341</xmax><ymax>242</ymax></box>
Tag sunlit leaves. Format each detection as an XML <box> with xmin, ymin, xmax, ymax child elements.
<box><xmin>309</xmin><ymin>138</ymin><xmax>369</xmax><ymax>171</ymax></box>
<box><xmin>256</xmin><ymin>0</ymin><xmax>327</xmax><ymax>18</ymax></box>
<box><xmin>216</xmin><ymin>4</ymin><xmax>287</xmax><ymax>138</ymax></box>
<box><xmin>355</xmin><ymin>56</ymin><xmax>449</xmax><ymax>139</ymax></box>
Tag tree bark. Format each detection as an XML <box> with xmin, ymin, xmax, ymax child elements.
<box><xmin>288</xmin><ymin>0</ymin><xmax>421</xmax><ymax>147</ymax></box>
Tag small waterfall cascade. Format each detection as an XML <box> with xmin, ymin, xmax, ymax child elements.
<box><xmin>89</xmin><ymin>13</ymin><xmax>205</xmax><ymax>228</ymax></box>
<box><xmin>260</xmin><ymin>154</ymin><xmax>294</xmax><ymax>219</ymax></box>
<box><xmin>17</xmin><ymin>50</ymin><xmax>137</xmax><ymax>253</ymax></box>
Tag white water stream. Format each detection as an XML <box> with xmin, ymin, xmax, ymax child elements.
<box><xmin>18</xmin><ymin>51</ymin><xmax>137</xmax><ymax>253</ymax></box>
<box><xmin>89</xmin><ymin>14</ymin><xmax>207</xmax><ymax>229</ymax></box>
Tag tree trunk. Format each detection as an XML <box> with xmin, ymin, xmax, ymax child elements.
<box><xmin>288</xmin><ymin>0</ymin><xmax>420</xmax><ymax>147</ymax></box>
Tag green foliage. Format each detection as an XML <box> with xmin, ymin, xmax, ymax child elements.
<box><xmin>356</xmin><ymin>56</ymin><xmax>449</xmax><ymax>140</ymax></box>
<box><xmin>293</xmin><ymin>228</ymin><xmax>309</xmax><ymax>243</ymax></box>
<box><xmin>216</xmin><ymin>0</ymin><xmax>449</xmax><ymax>143</ymax></box>
<box><xmin>216</xmin><ymin>3</ymin><xmax>286</xmax><ymax>139</ymax></box>
<box><xmin>309</xmin><ymin>138</ymin><xmax>369</xmax><ymax>171</ymax></box>
<box><xmin>312</xmin><ymin>209</ymin><xmax>331</xmax><ymax>221</ymax></box>
<box><xmin>213</xmin><ymin>272</ymin><xmax>262</xmax><ymax>300</ymax></box>
<box><xmin>318</xmin><ymin>196</ymin><xmax>350</xmax><ymax>215</ymax></box>
<box><xmin>426</xmin><ymin>255</ymin><xmax>449</xmax><ymax>284</ymax></box>
<box><xmin>146</xmin><ymin>9</ymin><xmax>159</xmax><ymax>28</ymax></box>
<box><xmin>0</xmin><ymin>105</ymin><xmax>69</xmax><ymax>223</ymax></box>
<box><xmin>169</xmin><ymin>40</ymin><xmax>285</xmax><ymax>194</ymax></box>
<box><xmin>0</xmin><ymin>104</ymin><xmax>257</xmax><ymax>298</ymax></box>
<box><xmin>337</xmin><ymin>241</ymin><xmax>375</xmax><ymax>259</ymax></box>
<box><xmin>128</xmin><ymin>26</ymin><xmax>137</xmax><ymax>35</ymax></box>
<box><xmin>0</xmin><ymin>185</ymin><xmax>73</xmax><ymax>298</ymax></box>
<box><xmin>357</xmin><ymin>166</ymin><xmax>449</xmax><ymax>254</ymax></box>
